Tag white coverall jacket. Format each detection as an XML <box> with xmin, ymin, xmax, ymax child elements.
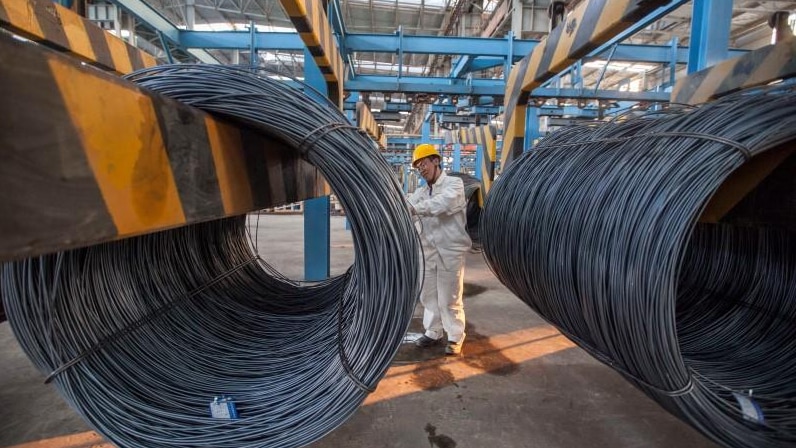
<box><xmin>407</xmin><ymin>171</ymin><xmax>472</xmax><ymax>343</ymax></box>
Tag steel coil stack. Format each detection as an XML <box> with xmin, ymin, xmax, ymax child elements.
<box><xmin>2</xmin><ymin>65</ymin><xmax>422</xmax><ymax>447</ymax></box>
<box><xmin>481</xmin><ymin>86</ymin><xmax>796</xmax><ymax>448</ymax></box>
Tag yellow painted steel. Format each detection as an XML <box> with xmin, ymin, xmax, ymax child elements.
<box><xmin>502</xmin><ymin>0</ymin><xmax>664</xmax><ymax>169</ymax></box>
<box><xmin>672</xmin><ymin>39</ymin><xmax>796</xmax><ymax>105</ymax></box>
<box><xmin>0</xmin><ymin>0</ymin><xmax>44</xmax><ymax>38</ymax></box>
<box><xmin>59</xmin><ymin>6</ymin><xmax>96</xmax><ymax>62</ymax></box>
<box><xmin>106</xmin><ymin>33</ymin><xmax>135</xmax><ymax>75</ymax></box>
<box><xmin>457</xmin><ymin>125</ymin><xmax>497</xmax><ymax>206</ymax></box>
<box><xmin>0</xmin><ymin>0</ymin><xmax>157</xmax><ymax>74</ymax></box>
<box><xmin>205</xmin><ymin>118</ymin><xmax>255</xmax><ymax>216</ymax></box>
<box><xmin>280</xmin><ymin>0</ymin><xmax>345</xmax><ymax>107</ymax></box>
<box><xmin>48</xmin><ymin>58</ymin><xmax>187</xmax><ymax>234</ymax></box>
<box><xmin>356</xmin><ymin>101</ymin><xmax>384</xmax><ymax>147</ymax></box>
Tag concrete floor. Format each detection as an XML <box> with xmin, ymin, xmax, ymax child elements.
<box><xmin>1</xmin><ymin>214</ymin><xmax>716</xmax><ymax>448</ymax></box>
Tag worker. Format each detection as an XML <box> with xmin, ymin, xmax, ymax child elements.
<box><xmin>406</xmin><ymin>144</ymin><xmax>472</xmax><ymax>356</ymax></box>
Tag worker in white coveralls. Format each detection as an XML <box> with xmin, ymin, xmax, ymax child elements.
<box><xmin>406</xmin><ymin>144</ymin><xmax>471</xmax><ymax>356</ymax></box>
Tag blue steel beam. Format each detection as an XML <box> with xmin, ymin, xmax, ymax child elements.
<box><xmin>110</xmin><ymin>0</ymin><xmax>218</xmax><ymax>63</ymax></box>
<box><xmin>530</xmin><ymin>88</ymin><xmax>669</xmax><ymax>102</ymax></box>
<box><xmin>174</xmin><ymin>30</ymin><xmax>747</xmax><ymax>67</ymax></box>
<box><xmin>346</xmin><ymin>33</ymin><xmax>536</xmax><ymax>57</ymax></box>
<box><xmin>346</xmin><ymin>75</ymin><xmax>670</xmax><ymax>101</ymax></box>
<box><xmin>430</xmin><ymin>104</ymin><xmax>458</xmax><ymax>113</ymax></box>
<box><xmin>383</xmin><ymin>102</ymin><xmax>413</xmax><ymax>112</ymax></box>
<box><xmin>451</xmin><ymin>56</ymin><xmax>519</xmax><ymax>77</ymax></box>
<box><xmin>180</xmin><ymin>31</ymin><xmax>304</xmax><ymax>50</ymax></box>
<box><xmin>599</xmin><ymin>44</ymin><xmax>745</xmax><ymax>64</ymax></box>
<box><xmin>347</xmin><ymin>76</ymin><xmax>506</xmax><ymax>95</ymax></box>
<box><xmin>470</xmin><ymin>106</ymin><xmax>501</xmax><ymax>115</ymax></box>
<box><xmin>688</xmin><ymin>0</ymin><xmax>732</xmax><ymax>73</ymax></box>
<box><xmin>387</xmin><ymin>136</ymin><xmax>445</xmax><ymax>145</ymax></box>
<box><xmin>537</xmin><ymin>106</ymin><xmax>600</xmax><ymax>118</ymax></box>
<box><xmin>450</xmin><ymin>56</ymin><xmax>474</xmax><ymax>78</ymax></box>
<box><xmin>303</xmin><ymin>46</ymin><xmax>331</xmax><ymax>281</ymax></box>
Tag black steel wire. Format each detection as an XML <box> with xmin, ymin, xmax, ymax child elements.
<box><xmin>481</xmin><ymin>85</ymin><xmax>796</xmax><ymax>448</ymax></box>
<box><xmin>2</xmin><ymin>65</ymin><xmax>422</xmax><ymax>447</ymax></box>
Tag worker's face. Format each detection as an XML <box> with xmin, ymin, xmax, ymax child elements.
<box><xmin>414</xmin><ymin>157</ymin><xmax>439</xmax><ymax>183</ymax></box>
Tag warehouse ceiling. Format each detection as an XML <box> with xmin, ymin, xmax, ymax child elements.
<box><xmin>126</xmin><ymin>0</ymin><xmax>796</xmax><ymax>133</ymax></box>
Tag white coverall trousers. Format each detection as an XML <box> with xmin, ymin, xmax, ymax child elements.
<box><xmin>421</xmin><ymin>248</ymin><xmax>466</xmax><ymax>343</ymax></box>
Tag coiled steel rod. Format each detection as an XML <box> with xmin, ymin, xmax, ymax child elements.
<box><xmin>2</xmin><ymin>65</ymin><xmax>422</xmax><ymax>447</ymax></box>
<box><xmin>481</xmin><ymin>86</ymin><xmax>796</xmax><ymax>448</ymax></box>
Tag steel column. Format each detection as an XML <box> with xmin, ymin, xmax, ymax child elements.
<box><xmin>524</xmin><ymin>106</ymin><xmax>540</xmax><ymax>152</ymax></box>
<box><xmin>303</xmin><ymin>47</ymin><xmax>331</xmax><ymax>281</ymax></box>
<box><xmin>688</xmin><ymin>0</ymin><xmax>732</xmax><ymax>73</ymax></box>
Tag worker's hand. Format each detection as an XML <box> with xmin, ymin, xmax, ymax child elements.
<box><xmin>406</xmin><ymin>201</ymin><xmax>417</xmax><ymax>216</ymax></box>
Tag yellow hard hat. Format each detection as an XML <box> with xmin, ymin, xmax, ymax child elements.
<box><xmin>412</xmin><ymin>144</ymin><xmax>441</xmax><ymax>166</ymax></box>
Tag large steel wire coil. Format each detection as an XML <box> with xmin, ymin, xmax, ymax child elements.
<box><xmin>1</xmin><ymin>65</ymin><xmax>422</xmax><ymax>447</ymax></box>
<box><xmin>481</xmin><ymin>85</ymin><xmax>796</xmax><ymax>448</ymax></box>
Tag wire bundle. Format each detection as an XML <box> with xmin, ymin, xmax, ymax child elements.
<box><xmin>2</xmin><ymin>65</ymin><xmax>422</xmax><ymax>447</ymax></box>
<box><xmin>481</xmin><ymin>86</ymin><xmax>796</xmax><ymax>448</ymax></box>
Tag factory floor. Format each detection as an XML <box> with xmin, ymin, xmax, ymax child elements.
<box><xmin>1</xmin><ymin>214</ymin><xmax>715</xmax><ymax>448</ymax></box>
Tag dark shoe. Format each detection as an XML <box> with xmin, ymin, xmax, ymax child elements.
<box><xmin>445</xmin><ymin>341</ymin><xmax>463</xmax><ymax>356</ymax></box>
<box><xmin>415</xmin><ymin>335</ymin><xmax>443</xmax><ymax>348</ymax></box>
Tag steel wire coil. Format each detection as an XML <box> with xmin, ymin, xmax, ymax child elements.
<box><xmin>481</xmin><ymin>85</ymin><xmax>796</xmax><ymax>448</ymax></box>
<box><xmin>2</xmin><ymin>65</ymin><xmax>422</xmax><ymax>447</ymax></box>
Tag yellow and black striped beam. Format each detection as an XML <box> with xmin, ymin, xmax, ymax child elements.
<box><xmin>672</xmin><ymin>39</ymin><xmax>796</xmax><ymax>105</ymax></box>
<box><xmin>699</xmin><ymin>143</ymin><xmax>795</xmax><ymax>227</ymax></box>
<box><xmin>355</xmin><ymin>101</ymin><xmax>384</xmax><ymax>148</ymax></box>
<box><xmin>669</xmin><ymin>41</ymin><xmax>796</xmax><ymax>227</ymax></box>
<box><xmin>279</xmin><ymin>0</ymin><xmax>345</xmax><ymax>108</ymax></box>
<box><xmin>0</xmin><ymin>32</ymin><xmax>323</xmax><ymax>262</ymax></box>
<box><xmin>0</xmin><ymin>0</ymin><xmax>158</xmax><ymax>74</ymax></box>
<box><xmin>458</xmin><ymin>125</ymin><xmax>497</xmax><ymax>205</ymax></box>
<box><xmin>502</xmin><ymin>0</ymin><xmax>667</xmax><ymax>169</ymax></box>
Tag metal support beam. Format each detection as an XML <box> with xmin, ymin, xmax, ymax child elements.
<box><xmin>585</xmin><ymin>0</ymin><xmax>689</xmax><ymax>64</ymax></box>
<box><xmin>180</xmin><ymin>31</ymin><xmax>305</xmax><ymax>50</ymax></box>
<box><xmin>110</xmin><ymin>0</ymin><xmax>218</xmax><ymax>63</ymax></box>
<box><xmin>383</xmin><ymin>102</ymin><xmax>413</xmax><ymax>112</ymax></box>
<box><xmin>0</xmin><ymin>0</ymin><xmax>158</xmax><ymax>73</ymax></box>
<box><xmin>279</xmin><ymin>0</ymin><xmax>345</xmax><ymax>106</ymax></box>
<box><xmin>430</xmin><ymin>104</ymin><xmax>459</xmax><ymax>113</ymax></box>
<box><xmin>537</xmin><ymin>105</ymin><xmax>600</xmax><ymax>117</ymax></box>
<box><xmin>249</xmin><ymin>20</ymin><xmax>257</xmax><ymax>67</ymax></box>
<box><xmin>688</xmin><ymin>0</ymin><xmax>732</xmax><ymax>73</ymax></box>
<box><xmin>303</xmin><ymin>47</ymin><xmax>331</xmax><ymax>281</ymax></box>
<box><xmin>349</xmin><ymin>74</ymin><xmax>672</xmax><ymax>99</ymax></box>
<box><xmin>502</xmin><ymin>0</ymin><xmax>671</xmax><ymax>169</ymax></box>
<box><xmin>346</xmin><ymin>32</ymin><xmax>536</xmax><ymax>57</ymax></box>
<box><xmin>524</xmin><ymin>106</ymin><xmax>540</xmax><ymax>151</ymax></box>
<box><xmin>452</xmin><ymin>144</ymin><xmax>462</xmax><ymax>172</ymax></box>
<box><xmin>388</xmin><ymin>136</ymin><xmax>445</xmax><ymax>145</ymax></box>
<box><xmin>174</xmin><ymin>30</ymin><xmax>746</xmax><ymax>67</ymax></box>
<box><xmin>348</xmin><ymin>76</ymin><xmax>506</xmax><ymax>95</ymax></box>
<box><xmin>0</xmin><ymin>31</ymin><xmax>322</xmax><ymax>262</ymax></box>
<box><xmin>471</xmin><ymin>106</ymin><xmax>501</xmax><ymax>115</ymax></box>
<box><xmin>673</xmin><ymin>39</ymin><xmax>796</xmax><ymax>104</ymax></box>
<box><xmin>158</xmin><ymin>31</ymin><xmax>175</xmax><ymax>64</ymax></box>
<box><xmin>356</xmin><ymin>102</ymin><xmax>384</xmax><ymax>145</ymax></box>
<box><xmin>186</xmin><ymin>0</ymin><xmax>195</xmax><ymax>30</ymax></box>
